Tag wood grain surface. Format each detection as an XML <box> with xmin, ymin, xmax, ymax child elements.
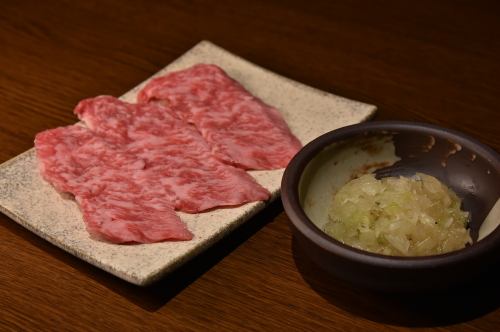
<box><xmin>1</xmin><ymin>1</ymin><xmax>499</xmax><ymax>331</ymax></box>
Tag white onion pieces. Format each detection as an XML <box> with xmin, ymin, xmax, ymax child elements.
<box><xmin>324</xmin><ymin>173</ymin><xmax>471</xmax><ymax>256</ymax></box>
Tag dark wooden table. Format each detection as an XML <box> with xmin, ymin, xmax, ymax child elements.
<box><xmin>1</xmin><ymin>1</ymin><xmax>499</xmax><ymax>331</ymax></box>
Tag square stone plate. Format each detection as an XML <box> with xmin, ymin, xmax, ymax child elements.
<box><xmin>0</xmin><ymin>41</ymin><xmax>376</xmax><ymax>286</ymax></box>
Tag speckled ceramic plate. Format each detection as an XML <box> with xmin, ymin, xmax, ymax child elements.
<box><xmin>0</xmin><ymin>41</ymin><xmax>376</xmax><ymax>286</ymax></box>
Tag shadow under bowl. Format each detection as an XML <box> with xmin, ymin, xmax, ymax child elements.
<box><xmin>282</xmin><ymin>121</ymin><xmax>500</xmax><ymax>292</ymax></box>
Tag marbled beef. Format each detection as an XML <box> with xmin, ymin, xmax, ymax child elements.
<box><xmin>137</xmin><ymin>64</ymin><xmax>302</xmax><ymax>170</ymax></box>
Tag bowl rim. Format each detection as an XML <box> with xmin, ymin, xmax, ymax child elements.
<box><xmin>281</xmin><ymin>120</ymin><xmax>500</xmax><ymax>269</ymax></box>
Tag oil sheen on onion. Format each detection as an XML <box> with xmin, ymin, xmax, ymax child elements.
<box><xmin>324</xmin><ymin>173</ymin><xmax>471</xmax><ymax>256</ymax></box>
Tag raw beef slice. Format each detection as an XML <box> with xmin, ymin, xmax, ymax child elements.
<box><xmin>137</xmin><ymin>64</ymin><xmax>302</xmax><ymax>170</ymax></box>
<box><xmin>74</xmin><ymin>96</ymin><xmax>270</xmax><ymax>213</ymax></box>
<box><xmin>35</xmin><ymin>125</ymin><xmax>193</xmax><ymax>243</ymax></box>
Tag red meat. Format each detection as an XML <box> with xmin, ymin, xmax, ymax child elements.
<box><xmin>75</xmin><ymin>96</ymin><xmax>270</xmax><ymax>212</ymax></box>
<box><xmin>35</xmin><ymin>125</ymin><xmax>192</xmax><ymax>243</ymax></box>
<box><xmin>137</xmin><ymin>64</ymin><xmax>302</xmax><ymax>170</ymax></box>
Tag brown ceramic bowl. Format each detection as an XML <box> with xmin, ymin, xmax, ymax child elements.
<box><xmin>281</xmin><ymin>121</ymin><xmax>500</xmax><ymax>292</ymax></box>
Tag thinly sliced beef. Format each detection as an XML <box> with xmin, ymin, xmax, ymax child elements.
<box><xmin>35</xmin><ymin>64</ymin><xmax>293</xmax><ymax>244</ymax></box>
<box><xmin>35</xmin><ymin>125</ymin><xmax>192</xmax><ymax>243</ymax></box>
<box><xmin>74</xmin><ymin>96</ymin><xmax>270</xmax><ymax>213</ymax></box>
<box><xmin>137</xmin><ymin>64</ymin><xmax>302</xmax><ymax>170</ymax></box>
<box><xmin>35</xmin><ymin>125</ymin><xmax>95</xmax><ymax>194</ymax></box>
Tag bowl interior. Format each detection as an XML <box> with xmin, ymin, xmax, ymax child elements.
<box><xmin>299</xmin><ymin>125</ymin><xmax>500</xmax><ymax>244</ymax></box>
